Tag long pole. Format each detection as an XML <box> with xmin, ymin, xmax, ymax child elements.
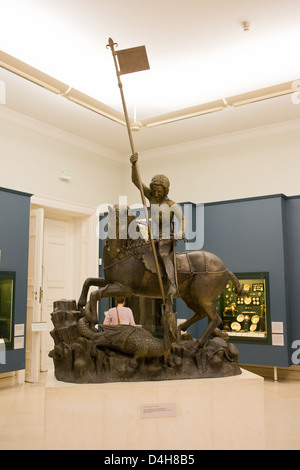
<box><xmin>107</xmin><ymin>38</ymin><xmax>166</xmax><ymax>305</ymax></box>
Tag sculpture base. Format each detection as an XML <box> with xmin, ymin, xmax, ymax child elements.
<box><xmin>49</xmin><ymin>300</ymin><xmax>242</xmax><ymax>383</ymax></box>
<box><xmin>44</xmin><ymin>368</ymin><xmax>265</xmax><ymax>450</ymax></box>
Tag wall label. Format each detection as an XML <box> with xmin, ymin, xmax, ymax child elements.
<box><xmin>31</xmin><ymin>322</ymin><xmax>48</xmax><ymax>332</ymax></box>
<box><xmin>141</xmin><ymin>402</ymin><xmax>176</xmax><ymax>419</ymax></box>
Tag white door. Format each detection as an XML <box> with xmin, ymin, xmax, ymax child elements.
<box><xmin>40</xmin><ymin>218</ymin><xmax>73</xmax><ymax>371</ymax></box>
<box><xmin>25</xmin><ymin>208</ymin><xmax>44</xmax><ymax>383</ymax></box>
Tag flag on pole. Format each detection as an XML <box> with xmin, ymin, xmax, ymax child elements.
<box><xmin>116</xmin><ymin>45</ymin><xmax>150</xmax><ymax>75</ymax></box>
<box><xmin>107</xmin><ymin>37</ymin><xmax>165</xmax><ymax>305</ymax></box>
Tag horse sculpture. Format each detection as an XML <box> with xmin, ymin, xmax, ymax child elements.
<box><xmin>78</xmin><ymin>204</ymin><xmax>248</xmax><ymax>351</ymax></box>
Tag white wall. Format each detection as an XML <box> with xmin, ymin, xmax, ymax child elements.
<box><xmin>124</xmin><ymin>121</ymin><xmax>300</xmax><ymax>205</ymax></box>
<box><xmin>0</xmin><ymin>117</ymin><xmax>123</xmax><ymax>208</ymax></box>
<box><xmin>1</xmin><ymin>112</ymin><xmax>300</xmax><ymax>209</ymax></box>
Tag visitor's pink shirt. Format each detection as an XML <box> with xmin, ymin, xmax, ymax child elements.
<box><xmin>104</xmin><ymin>306</ymin><xmax>136</xmax><ymax>325</ymax></box>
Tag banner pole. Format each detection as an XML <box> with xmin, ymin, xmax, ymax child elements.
<box><xmin>107</xmin><ymin>38</ymin><xmax>166</xmax><ymax>305</ymax></box>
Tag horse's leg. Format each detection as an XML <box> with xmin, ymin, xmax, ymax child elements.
<box><xmin>89</xmin><ymin>282</ymin><xmax>133</xmax><ymax>320</ymax></box>
<box><xmin>78</xmin><ymin>277</ymin><xmax>107</xmax><ymax>310</ymax></box>
<box><xmin>177</xmin><ymin>310</ymin><xmax>202</xmax><ymax>333</ymax></box>
<box><xmin>178</xmin><ymin>270</ymin><xmax>228</xmax><ymax>349</ymax></box>
<box><xmin>193</xmin><ymin>301</ymin><xmax>222</xmax><ymax>350</ymax></box>
<box><xmin>179</xmin><ymin>292</ymin><xmax>222</xmax><ymax>350</ymax></box>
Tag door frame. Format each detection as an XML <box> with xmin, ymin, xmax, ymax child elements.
<box><xmin>30</xmin><ymin>194</ymin><xmax>99</xmax><ymax>279</ymax></box>
<box><xmin>26</xmin><ymin>195</ymin><xmax>99</xmax><ymax>381</ymax></box>
<box><xmin>25</xmin><ymin>208</ymin><xmax>44</xmax><ymax>383</ymax></box>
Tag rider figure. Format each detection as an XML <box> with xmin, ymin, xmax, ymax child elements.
<box><xmin>130</xmin><ymin>153</ymin><xmax>185</xmax><ymax>310</ymax></box>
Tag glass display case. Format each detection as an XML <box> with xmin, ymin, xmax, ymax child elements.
<box><xmin>0</xmin><ymin>272</ymin><xmax>15</xmax><ymax>350</ymax></box>
<box><xmin>217</xmin><ymin>272</ymin><xmax>270</xmax><ymax>344</ymax></box>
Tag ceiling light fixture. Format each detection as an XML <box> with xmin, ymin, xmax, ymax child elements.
<box><xmin>0</xmin><ymin>50</ymin><xmax>127</xmax><ymax>126</ymax></box>
<box><xmin>0</xmin><ymin>50</ymin><xmax>299</xmax><ymax>128</ymax></box>
<box><xmin>0</xmin><ymin>79</ymin><xmax>5</xmax><ymax>104</ymax></box>
<box><xmin>226</xmin><ymin>81</ymin><xmax>297</xmax><ymax>107</ymax></box>
<box><xmin>142</xmin><ymin>100</ymin><xmax>225</xmax><ymax>127</ymax></box>
<box><xmin>0</xmin><ymin>50</ymin><xmax>69</xmax><ymax>95</ymax></box>
<box><xmin>64</xmin><ymin>87</ymin><xmax>126</xmax><ymax>126</ymax></box>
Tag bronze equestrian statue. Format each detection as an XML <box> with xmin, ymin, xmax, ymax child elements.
<box><xmin>50</xmin><ymin>178</ymin><xmax>246</xmax><ymax>382</ymax></box>
<box><xmin>78</xmin><ymin>203</ymin><xmax>248</xmax><ymax>352</ymax></box>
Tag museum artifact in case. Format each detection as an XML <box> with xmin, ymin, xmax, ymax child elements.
<box><xmin>217</xmin><ymin>272</ymin><xmax>270</xmax><ymax>343</ymax></box>
<box><xmin>0</xmin><ymin>271</ymin><xmax>15</xmax><ymax>350</ymax></box>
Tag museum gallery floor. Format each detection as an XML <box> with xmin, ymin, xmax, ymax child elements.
<box><xmin>1</xmin><ymin>371</ymin><xmax>300</xmax><ymax>450</ymax></box>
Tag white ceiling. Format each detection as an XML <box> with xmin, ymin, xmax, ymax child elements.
<box><xmin>0</xmin><ymin>0</ymin><xmax>300</xmax><ymax>156</ymax></box>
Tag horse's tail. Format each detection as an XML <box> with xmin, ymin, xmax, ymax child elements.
<box><xmin>227</xmin><ymin>270</ymin><xmax>249</xmax><ymax>296</ymax></box>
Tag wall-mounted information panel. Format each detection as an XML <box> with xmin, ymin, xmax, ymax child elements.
<box><xmin>0</xmin><ymin>271</ymin><xmax>15</xmax><ymax>350</ymax></box>
<box><xmin>217</xmin><ymin>272</ymin><xmax>271</xmax><ymax>344</ymax></box>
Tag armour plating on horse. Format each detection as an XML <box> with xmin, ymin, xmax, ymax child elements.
<box><xmin>78</xmin><ymin>205</ymin><xmax>248</xmax><ymax>350</ymax></box>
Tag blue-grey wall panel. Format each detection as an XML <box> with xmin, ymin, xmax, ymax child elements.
<box><xmin>285</xmin><ymin>197</ymin><xmax>300</xmax><ymax>352</ymax></box>
<box><xmin>199</xmin><ymin>195</ymin><xmax>290</xmax><ymax>366</ymax></box>
<box><xmin>97</xmin><ymin>195</ymin><xmax>297</xmax><ymax>368</ymax></box>
<box><xmin>0</xmin><ymin>188</ymin><xmax>31</xmax><ymax>373</ymax></box>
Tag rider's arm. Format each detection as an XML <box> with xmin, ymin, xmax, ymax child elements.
<box><xmin>130</xmin><ymin>153</ymin><xmax>152</xmax><ymax>200</ymax></box>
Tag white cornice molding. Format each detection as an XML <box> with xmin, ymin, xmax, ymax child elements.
<box><xmin>0</xmin><ymin>105</ymin><xmax>124</xmax><ymax>163</ymax></box>
<box><xmin>133</xmin><ymin>118</ymin><xmax>300</xmax><ymax>161</ymax></box>
<box><xmin>1</xmin><ymin>104</ymin><xmax>300</xmax><ymax>165</ymax></box>
<box><xmin>31</xmin><ymin>194</ymin><xmax>98</xmax><ymax>215</ymax></box>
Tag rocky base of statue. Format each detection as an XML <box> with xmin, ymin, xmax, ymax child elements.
<box><xmin>49</xmin><ymin>300</ymin><xmax>241</xmax><ymax>384</ymax></box>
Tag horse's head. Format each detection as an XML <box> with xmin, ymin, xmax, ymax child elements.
<box><xmin>106</xmin><ymin>204</ymin><xmax>138</xmax><ymax>258</ymax></box>
<box><xmin>107</xmin><ymin>204</ymin><xmax>136</xmax><ymax>239</ymax></box>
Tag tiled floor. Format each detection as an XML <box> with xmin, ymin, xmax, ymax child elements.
<box><xmin>1</xmin><ymin>372</ymin><xmax>300</xmax><ymax>450</ymax></box>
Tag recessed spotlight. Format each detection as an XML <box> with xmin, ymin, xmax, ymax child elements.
<box><xmin>242</xmin><ymin>21</ymin><xmax>250</xmax><ymax>32</ymax></box>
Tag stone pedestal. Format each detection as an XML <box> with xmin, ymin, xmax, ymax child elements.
<box><xmin>44</xmin><ymin>369</ymin><xmax>265</xmax><ymax>450</ymax></box>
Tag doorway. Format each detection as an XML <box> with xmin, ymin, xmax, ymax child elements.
<box><xmin>25</xmin><ymin>197</ymin><xmax>98</xmax><ymax>382</ymax></box>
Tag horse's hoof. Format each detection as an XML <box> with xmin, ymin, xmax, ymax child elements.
<box><xmin>176</xmin><ymin>328</ymin><xmax>183</xmax><ymax>342</ymax></box>
<box><xmin>212</xmin><ymin>328</ymin><xmax>229</xmax><ymax>341</ymax></box>
<box><xmin>190</xmin><ymin>341</ymin><xmax>204</xmax><ymax>356</ymax></box>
